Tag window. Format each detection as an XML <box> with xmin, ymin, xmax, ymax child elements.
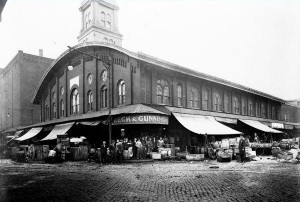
<box><xmin>248</xmin><ymin>100</ymin><xmax>254</xmax><ymax>116</ymax></box>
<box><xmin>45</xmin><ymin>105</ymin><xmax>50</xmax><ymax>120</ymax></box>
<box><xmin>241</xmin><ymin>97</ymin><xmax>247</xmax><ymax>115</ymax></box>
<box><xmin>118</xmin><ymin>80</ymin><xmax>125</xmax><ymax>105</ymax></box>
<box><xmin>60</xmin><ymin>100</ymin><xmax>65</xmax><ymax>117</ymax></box>
<box><xmin>106</xmin><ymin>14</ymin><xmax>111</xmax><ymax>29</ymax></box>
<box><xmin>213</xmin><ymin>91</ymin><xmax>222</xmax><ymax>112</ymax></box>
<box><xmin>163</xmin><ymin>86</ymin><xmax>170</xmax><ymax>105</ymax></box>
<box><xmin>87</xmin><ymin>91</ymin><xmax>93</xmax><ymax>111</ymax></box>
<box><xmin>177</xmin><ymin>85</ymin><xmax>182</xmax><ymax>106</ymax></box>
<box><xmin>71</xmin><ymin>89</ymin><xmax>80</xmax><ymax>115</ymax></box>
<box><xmin>157</xmin><ymin>84</ymin><xmax>163</xmax><ymax>104</ymax></box>
<box><xmin>52</xmin><ymin>103</ymin><xmax>57</xmax><ymax>118</ymax></box>
<box><xmin>233</xmin><ymin>96</ymin><xmax>240</xmax><ymax>114</ymax></box>
<box><xmin>224</xmin><ymin>92</ymin><xmax>230</xmax><ymax>113</ymax></box>
<box><xmin>202</xmin><ymin>87</ymin><xmax>209</xmax><ymax>110</ymax></box>
<box><xmin>85</xmin><ymin>13</ymin><xmax>90</xmax><ymax>29</ymax></box>
<box><xmin>101</xmin><ymin>12</ymin><xmax>105</xmax><ymax>27</ymax></box>
<box><xmin>190</xmin><ymin>87</ymin><xmax>199</xmax><ymax>108</ymax></box>
<box><xmin>261</xmin><ymin>102</ymin><xmax>266</xmax><ymax>118</ymax></box>
<box><xmin>101</xmin><ymin>86</ymin><xmax>108</xmax><ymax>108</ymax></box>
<box><xmin>272</xmin><ymin>106</ymin><xmax>276</xmax><ymax>120</ymax></box>
<box><xmin>255</xmin><ymin>101</ymin><xmax>260</xmax><ymax>117</ymax></box>
<box><xmin>157</xmin><ymin>80</ymin><xmax>170</xmax><ymax>105</ymax></box>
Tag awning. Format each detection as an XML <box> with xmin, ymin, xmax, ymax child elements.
<box><xmin>215</xmin><ymin>117</ymin><xmax>237</xmax><ymax>124</ymax></box>
<box><xmin>16</xmin><ymin>127</ymin><xmax>43</xmax><ymax>141</ymax></box>
<box><xmin>77</xmin><ymin>121</ymin><xmax>101</xmax><ymax>126</ymax></box>
<box><xmin>7</xmin><ymin>130</ymin><xmax>23</xmax><ymax>142</ymax></box>
<box><xmin>41</xmin><ymin>122</ymin><xmax>75</xmax><ymax>141</ymax></box>
<box><xmin>284</xmin><ymin>124</ymin><xmax>294</xmax><ymax>130</ymax></box>
<box><xmin>271</xmin><ymin>123</ymin><xmax>284</xmax><ymax>129</ymax></box>
<box><xmin>111</xmin><ymin>104</ymin><xmax>166</xmax><ymax>115</ymax></box>
<box><xmin>239</xmin><ymin>119</ymin><xmax>282</xmax><ymax>133</ymax></box>
<box><xmin>173</xmin><ymin>113</ymin><xmax>242</xmax><ymax>135</ymax></box>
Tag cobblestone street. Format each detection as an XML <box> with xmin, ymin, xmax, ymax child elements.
<box><xmin>0</xmin><ymin>158</ymin><xmax>299</xmax><ymax>202</ymax></box>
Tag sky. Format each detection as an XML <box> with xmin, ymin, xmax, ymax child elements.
<box><xmin>0</xmin><ymin>0</ymin><xmax>300</xmax><ymax>100</ymax></box>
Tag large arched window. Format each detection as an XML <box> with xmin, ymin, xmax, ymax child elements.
<box><xmin>45</xmin><ymin>105</ymin><xmax>50</xmax><ymax>120</ymax></box>
<box><xmin>87</xmin><ymin>91</ymin><xmax>93</xmax><ymax>111</ymax></box>
<box><xmin>241</xmin><ymin>97</ymin><xmax>247</xmax><ymax>115</ymax></box>
<box><xmin>101</xmin><ymin>12</ymin><xmax>105</xmax><ymax>27</ymax></box>
<box><xmin>261</xmin><ymin>102</ymin><xmax>266</xmax><ymax>118</ymax></box>
<box><xmin>177</xmin><ymin>85</ymin><xmax>182</xmax><ymax>106</ymax></box>
<box><xmin>190</xmin><ymin>87</ymin><xmax>199</xmax><ymax>108</ymax></box>
<box><xmin>157</xmin><ymin>84</ymin><xmax>163</xmax><ymax>104</ymax></box>
<box><xmin>202</xmin><ymin>87</ymin><xmax>209</xmax><ymax>110</ymax></box>
<box><xmin>60</xmin><ymin>100</ymin><xmax>65</xmax><ymax>117</ymax></box>
<box><xmin>248</xmin><ymin>99</ymin><xmax>254</xmax><ymax>116</ymax></box>
<box><xmin>52</xmin><ymin>92</ymin><xmax>56</xmax><ymax>119</ymax></box>
<box><xmin>71</xmin><ymin>89</ymin><xmax>79</xmax><ymax>115</ymax></box>
<box><xmin>272</xmin><ymin>106</ymin><xmax>276</xmax><ymax>120</ymax></box>
<box><xmin>224</xmin><ymin>92</ymin><xmax>230</xmax><ymax>113</ymax></box>
<box><xmin>157</xmin><ymin>80</ymin><xmax>170</xmax><ymax>105</ymax></box>
<box><xmin>255</xmin><ymin>101</ymin><xmax>260</xmax><ymax>117</ymax></box>
<box><xmin>213</xmin><ymin>91</ymin><xmax>222</xmax><ymax>112</ymax></box>
<box><xmin>233</xmin><ymin>96</ymin><xmax>240</xmax><ymax>114</ymax></box>
<box><xmin>118</xmin><ymin>80</ymin><xmax>125</xmax><ymax>105</ymax></box>
<box><xmin>106</xmin><ymin>14</ymin><xmax>111</xmax><ymax>29</ymax></box>
<box><xmin>101</xmin><ymin>86</ymin><xmax>108</xmax><ymax>109</ymax></box>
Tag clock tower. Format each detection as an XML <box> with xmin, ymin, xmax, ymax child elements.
<box><xmin>77</xmin><ymin>0</ymin><xmax>123</xmax><ymax>46</ymax></box>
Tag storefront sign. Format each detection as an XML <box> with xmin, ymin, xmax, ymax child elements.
<box><xmin>271</xmin><ymin>123</ymin><xmax>284</xmax><ymax>129</ymax></box>
<box><xmin>113</xmin><ymin>114</ymin><xmax>169</xmax><ymax>125</ymax></box>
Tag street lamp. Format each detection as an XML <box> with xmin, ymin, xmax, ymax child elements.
<box><xmin>67</xmin><ymin>46</ymin><xmax>113</xmax><ymax>144</ymax></box>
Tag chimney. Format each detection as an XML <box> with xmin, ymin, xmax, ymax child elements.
<box><xmin>39</xmin><ymin>49</ymin><xmax>43</xmax><ymax>57</ymax></box>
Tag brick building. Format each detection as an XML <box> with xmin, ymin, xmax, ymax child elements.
<box><xmin>0</xmin><ymin>50</ymin><xmax>53</xmax><ymax>133</ymax></box>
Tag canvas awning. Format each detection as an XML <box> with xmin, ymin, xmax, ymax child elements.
<box><xmin>16</xmin><ymin>127</ymin><xmax>43</xmax><ymax>141</ymax></box>
<box><xmin>173</xmin><ymin>113</ymin><xmax>242</xmax><ymax>135</ymax></box>
<box><xmin>77</xmin><ymin>121</ymin><xmax>101</xmax><ymax>126</ymax></box>
<box><xmin>215</xmin><ymin>117</ymin><xmax>237</xmax><ymax>124</ymax></box>
<box><xmin>239</xmin><ymin>119</ymin><xmax>282</xmax><ymax>133</ymax></box>
<box><xmin>7</xmin><ymin>130</ymin><xmax>23</xmax><ymax>142</ymax></box>
<box><xmin>41</xmin><ymin>122</ymin><xmax>75</xmax><ymax>141</ymax></box>
<box><xmin>271</xmin><ymin>123</ymin><xmax>284</xmax><ymax>129</ymax></box>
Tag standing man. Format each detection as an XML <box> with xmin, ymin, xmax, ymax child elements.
<box><xmin>238</xmin><ymin>133</ymin><xmax>246</xmax><ymax>163</ymax></box>
<box><xmin>100</xmin><ymin>141</ymin><xmax>107</xmax><ymax>164</ymax></box>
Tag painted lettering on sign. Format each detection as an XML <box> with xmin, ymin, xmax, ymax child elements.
<box><xmin>113</xmin><ymin>114</ymin><xmax>169</xmax><ymax>125</ymax></box>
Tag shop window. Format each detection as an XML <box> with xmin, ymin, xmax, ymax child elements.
<box><xmin>106</xmin><ymin>14</ymin><xmax>111</xmax><ymax>29</ymax></box>
<box><xmin>213</xmin><ymin>91</ymin><xmax>222</xmax><ymax>112</ymax></box>
<box><xmin>118</xmin><ymin>80</ymin><xmax>125</xmax><ymax>105</ymax></box>
<box><xmin>87</xmin><ymin>91</ymin><xmax>93</xmax><ymax>111</ymax></box>
<box><xmin>101</xmin><ymin>12</ymin><xmax>105</xmax><ymax>27</ymax></box>
<box><xmin>233</xmin><ymin>96</ymin><xmax>240</xmax><ymax>114</ymax></box>
<box><xmin>202</xmin><ymin>87</ymin><xmax>209</xmax><ymax>110</ymax></box>
<box><xmin>157</xmin><ymin>84</ymin><xmax>163</xmax><ymax>104</ymax></box>
<box><xmin>248</xmin><ymin>100</ymin><xmax>254</xmax><ymax>116</ymax></box>
<box><xmin>101</xmin><ymin>86</ymin><xmax>108</xmax><ymax>108</ymax></box>
<box><xmin>60</xmin><ymin>100</ymin><xmax>65</xmax><ymax>117</ymax></box>
<box><xmin>177</xmin><ymin>85</ymin><xmax>182</xmax><ymax>106</ymax></box>
<box><xmin>71</xmin><ymin>89</ymin><xmax>80</xmax><ymax>115</ymax></box>
<box><xmin>190</xmin><ymin>87</ymin><xmax>199</xmax><ymax>108</ymax></box>
<box><xmin>241</xmin><ymin>97</ymin><xmax>247</xmax><ymax>115</ymax></box>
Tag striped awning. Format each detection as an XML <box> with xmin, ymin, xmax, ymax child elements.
<box><xmin>77</xmin><ymin>121</ymin><xmax>101</xmax><ymax>126</ymax></box>
<box><xmin>16</xmin><ymin>127</ymin><xmax>43</xmax><ymax>141</ymax></box>
<box><xmin>41</xmin><ymin>122</ymin><xmax>74</xmax><ymax>141</ymax></box>
<box><xmin>7</xmin><ymin>130</ymin><xmax>23</xmax><ymax>142</ymax></box>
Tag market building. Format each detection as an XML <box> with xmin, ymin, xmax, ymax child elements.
<box><xmin>8</xmin><ymin>0</ymin><xmax>300</xmax><ymax>161</ymax></box>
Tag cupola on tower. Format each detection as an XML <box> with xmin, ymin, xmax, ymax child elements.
<box><xmin>77</xmin><ymin>0</ymin><xmax>123</xmax><ymax>46</ymax></box>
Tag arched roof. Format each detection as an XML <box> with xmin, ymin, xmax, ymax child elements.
<box><xmin>32</xmin><ymin>41</ymin><xmax>286</xmax><ymax>104</ymax></box>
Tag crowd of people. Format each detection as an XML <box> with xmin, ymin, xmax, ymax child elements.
<box><xmin>87</xmin><ymin>136</ymin><xmax>170</xmax><ymax>164</ymax></box>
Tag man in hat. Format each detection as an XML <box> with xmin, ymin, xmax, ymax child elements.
<box><xmin>100</xmin><ymin>141</ymin><xmax>107</xmax><ymax>164</ymax></box>
<box><xmin>238</xmin><ymin>133</ymin><xmax>246</xmax><ymax>163</ymax></box>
